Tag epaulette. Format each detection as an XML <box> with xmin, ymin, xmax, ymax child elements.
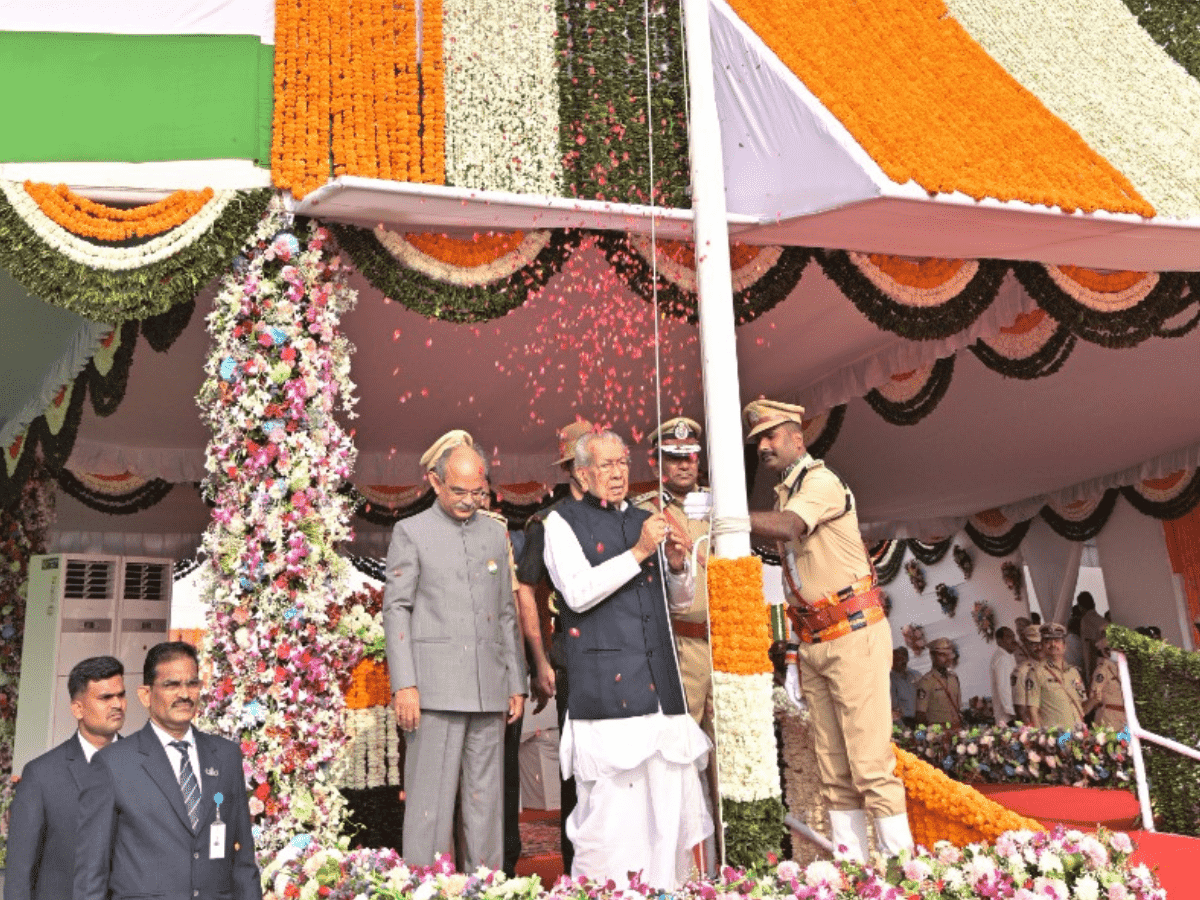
<box><xmin>479</xmin><ymin>508</ymin><xmax>509</xmax><ymax>527</ymax></box>
<box><xmin>632</xmin><ymin>490</ymin><xmax>660</xmax><ymax>506</ymax></box>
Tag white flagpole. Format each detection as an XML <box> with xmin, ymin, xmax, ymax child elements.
<box><xmin>681</xmin><ymin>0</ymin><xmax>751</xmax><ymax>560</ymax></box>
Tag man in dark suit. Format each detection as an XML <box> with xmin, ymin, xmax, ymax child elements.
<box><xmin>5</xmin><ymin>656</ymin><xmax>126</xmax><ymax>900</ymax></box>
<box><xmin>75</xmin><ymin>642</ymin><xmax>261</xmax><ymax>900</ymax></box>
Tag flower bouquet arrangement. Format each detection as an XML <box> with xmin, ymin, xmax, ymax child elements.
<box><xmin>935</xmin><ymin>583</ymin><xmax>959</xmax><ymax>618</ymax></box>
<box><xmin>953</xmin><ymin>544</ymin><xmax>974</xmax><ymax>580</ymax></box>
<box><xmin>893</xmin><ymin>722</ymin><xmax>1132</xmax><ymax>789</ymax></box>
<box><xmin>1001</xmin><ymin>562</ymin><xmax>1023</xmax><ymax>599</ymax></box>
<box><xmin>972</xmin><ymin>601</ymin><xmax>996</xmax><ymax>642</ymax></box>
<box><xmin>335</xmin><ymin>584</ymin><xmax>386</xmax><ymax>662</ymax></box>
<box><xmin>905</xmin><ymin>559</ymin><xmax>927</xmax><ymax>594</ymax></box>
<box><xmin>902</xmin><ymin>623</ymin><xmax>928</xmax><ymax>656</ymax></box>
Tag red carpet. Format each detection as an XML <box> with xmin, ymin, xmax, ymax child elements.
<box><xmin>980</xmin><ymin>785</ymin><xmax>1199</xmax><ymax>899</ymax></box>
<box><xmin>974</xmin><ymin>784</ymin><xmax>1140</xmax><ymax>831</ymax></box>
<box><xmin>1128</xmin><ymin>831</ymin><xmax>1200</xmax><ymax>900</ymax></box>
<box><xmin>516</xmin><ymin>808</ymin><xmax>565</xmax><ymax>885</ymax></box>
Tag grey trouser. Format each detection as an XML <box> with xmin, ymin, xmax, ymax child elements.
<box><xmin>403</xmin><ymin>709</ymin><xmax>505</xmax><ymax>870</ymax></box>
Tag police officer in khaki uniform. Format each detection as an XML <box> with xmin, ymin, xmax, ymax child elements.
<box><xmin>1011</xmin><ymin>624</ymin><xmax>1043</xmax><ymax>724</ymax></box>
<box><xmin>744</xmin><ymin>398</ymin><xmax>911</xmax><ymax>863</ymax></box>
<box><xmin>635</xmin><ymin>417</ymin><xmax>712</xmax><ymax>730</ymax></box>
<box><xmin>1027</xmin><ymin>622</ymin><xmax>1087</xmax><ymax>729</ymax></box>
<box><xmin>915</xmin><ymin>638</ymin><xmax>963</xmax><ymax>728</ymax></box>
<box><xmin>1088</xmin><ymin>635</ymin><xmax>1126</xmax><ymax>730</ymax></box>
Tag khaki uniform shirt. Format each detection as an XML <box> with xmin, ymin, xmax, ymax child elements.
<box><xmin>1028</xmin><ymin>660</ymin><xmax>1087</xmax><ymax>729</ymax></box>
<box><xmin>1011</xmin><ymin>659</ymin><xmax>1038</xmax><ymax>712</ymax></box>
<box><xmin>774</xmin><ymin>456</ymin><xmax>870</xmax><ymax>605</ymax></box>
<box><xmin>915</xmin><ymin>669</ymin><xmax>963</xmax><ymax>728</ymax></box>
<box><xmin>1089</xmin><ymin>658</ymin><xmax>1126</xmax><ymax>729</ymax></box>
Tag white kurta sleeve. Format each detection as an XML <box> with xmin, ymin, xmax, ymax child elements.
<box><xmin>543</xmin><ymin>510</ymin><xmax>643</xmax><ymax>612</ymax></box>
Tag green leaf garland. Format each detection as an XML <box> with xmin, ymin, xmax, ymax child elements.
<box><xmin>818</xmin><ymin>249</ymin><xmax>1008</xmax><ymax>341</ymax></box>
<box><xmin>864</xmin><ymin>356</ymin><xmax>956</xmax><ymax>426</ymax></box>
<box><xmin>331</xmin><ymin>225</ymin><xmax>582</xmax><ymax>324</ymax></box>
<box><xmin>0</xmin><ymin>188</ymin><xmax>270</xmax><ymax>323</ymax></box>
<box><xmin>556</xmin><ymin>0</ymin><xmax>691</xmax><ymax>208</ymax></box>
<box><xmin>721</xmin><ymin>796</ymin><xmax>785</xmax><ymax>869</ymax></box>
<box><xmin>1012</xmin><ymin>262</ymin><xmax>1192</xmax><ymax>349</ymax></box>
<box><xmin>596</xmin><ymin>231</ymin><xmax>811</xmax><ymax>325</ymax></box>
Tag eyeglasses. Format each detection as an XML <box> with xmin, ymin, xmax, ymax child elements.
<box><xmin>448</xmin><ymin>487</ymin><xmax>489</xmax><ymax>501</ymax></box>
<box><xmin>590</xmin><ymin>458</ymin><xmax>629</xmax><ymax>474</ymax></box>
<box><xmin>154</xmin><ymin>679</ymin><xmax>202</xmax><ymax>692</ymax></box>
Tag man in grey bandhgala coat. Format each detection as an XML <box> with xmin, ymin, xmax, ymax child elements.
<box><xmin>385</xmin><ymin>435</ymin><xmax>526</xmax><ymax>870</ymax></box>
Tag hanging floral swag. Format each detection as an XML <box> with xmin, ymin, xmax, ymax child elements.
<box><xmin>0</xmin><ymin>182</ymin><xmax>270</xmax><ymax>322</ymax></box>
<box><xmin>596</xmin><ymin>232</ymin><xmax>811</xmax><ymax>325</ymax></box>
<box><xmin>0</xmin><ymin>462</ymin><xmax>56</xmax><ymax>867</ymax></box>
<box><xmin>198</xmin><ymin>199</ymin><xmax>361</xmax><ymax>855</ymax></box>
<box><xmin>332</xmin><ymin>225</ymin><xmax>581</xmax><ymax>323</ymax></box>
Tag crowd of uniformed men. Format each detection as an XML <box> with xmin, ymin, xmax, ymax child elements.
<box><xmin>890</xmin><ymin>603</ymin><xmax>1126</xmax><ymax>732</ymax></box>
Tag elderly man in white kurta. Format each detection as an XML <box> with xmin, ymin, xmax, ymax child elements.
<box><xmin>543</xmin><ymin>431</ymin><xmax>712</xmax><ymax>889</ymax></box>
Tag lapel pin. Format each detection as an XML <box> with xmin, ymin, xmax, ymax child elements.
<box><xmin>205</xmin><ymin>767</ymin><xmax>219</xmax><ymax>777</ymax></box>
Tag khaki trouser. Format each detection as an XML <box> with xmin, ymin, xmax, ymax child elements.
<box><xmin>797</xmin><ymin>616</ymin><xmax>907</xmax><ymax>817</ymax></box>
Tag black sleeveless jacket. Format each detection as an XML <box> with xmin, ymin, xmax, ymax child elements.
<box><xmin>555</xmin><ymin>493</ymin><xmax>687</xmax><ymax>720</ymax></box>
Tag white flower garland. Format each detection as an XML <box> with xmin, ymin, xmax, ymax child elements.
<box><xmin>849</xmin><ymin>251</ymin><xmax>980</xmax><ymax>308</ymax></box>
<box><xmin>0</xmin><ymin>179</ymin><xmax>235</xmax><ymax>271</ymax></box>
<box><xmin>628</xmin><ymin>234</ymin><xmax>786</xmax><ymax>295</ymax></box>
<box><xmin>443</xmin><ymin>0</ymin><xmax>561</xmax><ymax>195</ymax></box>
<box><xmin>341</xmin><ymin>706</ymin><xmax>402</xmax><ymax>791</ymax></box>
<box><xmin>1045</xmin><ymin>266</ymin><xmax>1159</xmax><ymax>313</ymax></box>
<box><xmin>979</xmin><ymin>309</ymin><xmax>1060</xmax><ymax>360</ymax></box>
<box><xmin>373</xmin><ymin>227</ymin><xmax>552</xmax><ymax>286</ymax></box>
<box><xmin>712</xmin><ymin>671</ymin><xmax>782</xmax><ymax>803</ymax></box>
<box><xmin>944</xmin><ymin>0</ymin><xmax>1200</xmax><ymax>219</ymax></box>
<box><xmin>873</xmin><ymin>362</ymin><xmax>937</xmax><ymax>403</ymax></box>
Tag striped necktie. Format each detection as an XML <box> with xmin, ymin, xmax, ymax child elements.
<box><xmin>169</xmin><ymin>740</ymin><xmax>201</xmax><ymax>830</ymax></box>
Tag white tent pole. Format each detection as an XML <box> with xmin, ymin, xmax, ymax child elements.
<box><xmin>682</xmin><ymin>0</ymin><xmax>751</xmax><ymax>559</ymax></box>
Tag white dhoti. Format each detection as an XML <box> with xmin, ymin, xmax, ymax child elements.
<box><xmin>561</xmin><ymin>709</ymin><xmax>713</xmax><ymax>890</ymax></box>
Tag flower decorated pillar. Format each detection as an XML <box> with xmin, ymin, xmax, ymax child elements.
<box><xmin>680</xmin><ymin>0</ymin><xmax>784</xmax><ymax>867</ymax></box>
<box><xmin>198</xmin><ymin>201</ymin><xmax>360</xmax><ymax>855</ymax></box>
<box><xmin>0</xmin><ymin>464</ymin><xmax>55</xmax><ymax>863</ymax></box>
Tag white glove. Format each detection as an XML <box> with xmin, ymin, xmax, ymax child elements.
<box><xmin>785</xmin><ymin>662</ymin><xmax>805</xmax><ymax>710</ymax></box>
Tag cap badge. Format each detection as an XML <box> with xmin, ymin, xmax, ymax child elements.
<box><xmin>748</xmin><ymin>409</ymin><xmax>761</xmax><ymax>424</ymax></box>
<box><xmin>673</xmin><ymin>421</ymin><xmax>690</xmax><ymax>440</ymax></box>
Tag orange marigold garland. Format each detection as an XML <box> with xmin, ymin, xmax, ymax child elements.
<box><xmin>272</xmin><ymin>0</ymin><xmax>439</xmax><ymax>196</ymax></box>
<box><xmin>709</xmin><ymin>556</ymin><xmax>773</xmax><ymax>675</ymax></box>
<box><xmin>24</xmin><ymin>183</ymin><xmax>215</xmax><ymax>241</ymax></box>
<box><xmin>419</xmin><ymin>0</ymin><xmax>446</xmax><ymax>184</ymax></box>
<box><xmin>723</xmin><ymin>0</ymin><xmax>1153</xmax><ymax>216</ymax></box>
<box><xmin>894</xmin><ymin>745</ymin><xmax>1044</xmax><ymax>847</ymax></box>
<box><xmin>344</xmin><ymin>658</ymin><xmax>392</xmax><ymax>710</ymax></box>
<box><xmin>708</xmin><ymin>555</ymin><xmax>785</xmax><ymax>866</ymax></box>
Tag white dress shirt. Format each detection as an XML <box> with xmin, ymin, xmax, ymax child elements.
<box><xmin>990</xmin><ymin>647</ymin><xmax>1017</xmax><ymax>723</ymax></box>
<box><xmin>150</xmin><ymin>720</ymin><xmax>202</xmax><ymax>793</ymax></box>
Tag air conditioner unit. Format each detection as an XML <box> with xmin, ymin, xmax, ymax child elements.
<box><xmin>12</xmin><ymin>554</ymin><xmax>173</xmax><ymax>773</ymax></box>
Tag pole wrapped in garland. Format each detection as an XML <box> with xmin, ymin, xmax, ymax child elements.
<box><xmin>708</xmin><ymin>555</ymin><xmax>786</xmax><ymax>866</ymax></box>
<box><xmin>197</xmin><ymin>199</ymin><xmax>361</xmax><ymax>855</ymax></box>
